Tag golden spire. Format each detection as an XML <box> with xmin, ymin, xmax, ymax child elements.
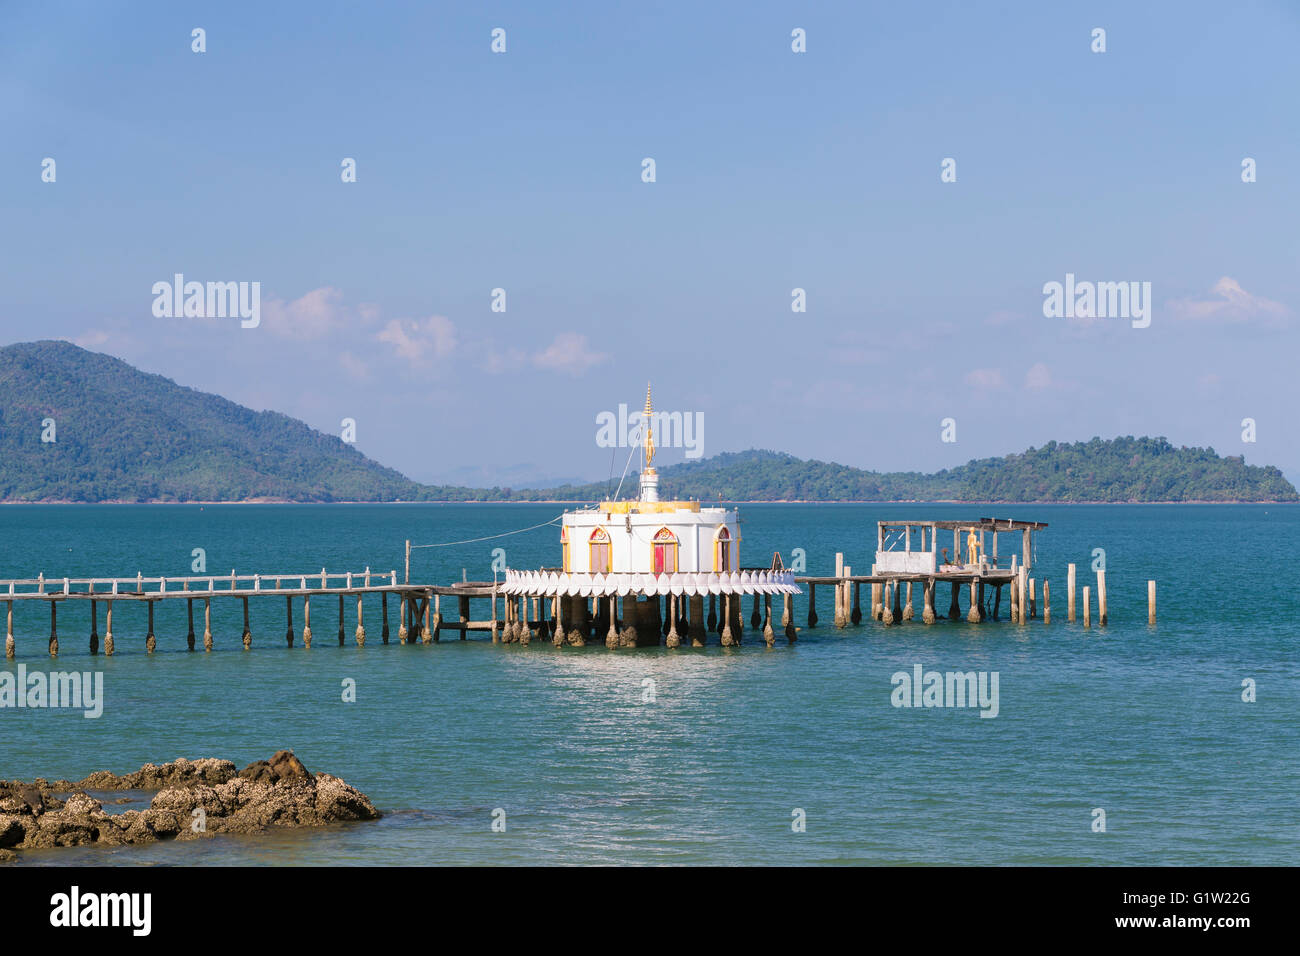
<box><xmin>642</xmin><ymin>382</ymin><xmax>655</xmax><ymax>468</ymax></box>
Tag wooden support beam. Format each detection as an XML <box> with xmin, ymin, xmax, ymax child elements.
<box><xmin>1067</xmin><ymin>563</ymin><xmax>1077</xmax><ymax>622</ymax></box>
<box><xmin>1017</xmin><ymin>567</ymin><xmax>1027</xmax><ymax>625</ymax></box>
<box><xmin>1097</xmin><ymin>569</ymin><xmax>1108</xmax><ymax>626</ymax></box>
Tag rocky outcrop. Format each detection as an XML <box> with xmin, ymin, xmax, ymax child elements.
<box><xmin>0</xmin><ymin>750</ymin><xmax>379</xmax><ymax>859</ymax></box>
<box><xmin>64</xmin><ymin>756</ymin><xmax>238</xmax><ymax>792</ymax></box>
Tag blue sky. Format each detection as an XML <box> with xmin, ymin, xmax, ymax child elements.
<box><xmin>2</xmin><ymin>1</ymin><xmax>1298</xmax><ymax>486</ymax></box>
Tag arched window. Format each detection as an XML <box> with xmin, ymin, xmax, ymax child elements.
<box><xmin>651</xmin><ymin>527</ymin><xmax>678</xmax><ymax>575</ymax></box>
<box><xmin>560</xmin><ymin>526</ymin><xmax>570</xmax><ymax>573</ymax></box>
<box><xmin>714</xmin><ymin>526</ymin><xmax>732</xmax><ymax>573</ymax></box>
<box><xmin>589</xmin><ymin>527</ymin><xmax>611</xmax><ymax>574</ymax></box>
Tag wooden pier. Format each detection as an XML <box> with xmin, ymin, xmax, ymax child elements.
<box><xmin>1</xmin><ymin>521</ymin><xmax>1156</xmax><ymax>658</ymax></box>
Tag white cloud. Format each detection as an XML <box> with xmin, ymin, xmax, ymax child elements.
<box><xmin>377</xmin><ymin>315</ymin><xmax>458</xmax><ymax>363</ymax></box>
<box><xmin>532</xmin><ymin>332</ymin><xmax>608</xmax><ymax>376</ymax></box>
<box><xmin>261</xmin><ymin>286</ymin><xmax>348</xmax><ymax>339</ymax></box>
<box><xmin>1168</xmin><ymin>277</ymin><xmax>1288</xmax><ymax>323</ymax></box>
<box><xmin>1024</xmin><ymin>362</ymin><xmax>1052</xmax><ymax>390</ymax></box>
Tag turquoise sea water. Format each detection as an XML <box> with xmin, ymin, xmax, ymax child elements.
<box><xmin>1</xmin><ymin>503</ymin><xmax>1296</xmax><ymax>865</ymax></box>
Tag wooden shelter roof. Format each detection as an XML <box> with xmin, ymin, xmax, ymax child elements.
<box><xmin>877</xmin><ymin>518</ymin><xmax>1048</xmax><ymax>531</ymax></box>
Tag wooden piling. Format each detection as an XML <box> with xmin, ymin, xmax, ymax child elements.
<box><xmin>337</xmin><ymin>594</ymin><xmax>344</xmax><ymax>646</ymax></box>
<box><xmin>355</xmin><ymin>593</ymin><xmax>366</xmax><ymax>646</ymax></box>
<box><xmin>721</xmin><ymin>594</ymin><xmax>735</xmax><ymax>646</ymax></box>
<box><xmin>750</xmin><ymin>593</ymin><xmax>761</xmax><ymax>631</ymax></box>
<box><xmin>871</xmin><ymin>582</ymin><xmax>882</xmax><ymax>620</ymax></box>
<box><xmin>380</xmin><ymin>592</ymin><xmax>389</xmax><ymax>643</ymax></box>
<box><xmin>833</xmin><ymin>553</ymin><xmax>845</xmax><ymax>627</ymax></box>
<box><xmin>1067</xmin><ymin>563</ymin><xmax>1077</xmax><ymax>622</ymax></box>
<box><xmin>922</xmin><ymin>578</ymin><xmax>936</xmax><ymax>624</ymax></box>
<box><xmin>1042</xmin><ymin>580</ymin><xmax>1051</xmax><ymax>624</ymax></box>
<box><xmin>5</xmin><ymin>600</ymin><xmax>13</xmax><ymax>659</ymax></box>
<box><xmin>948</xmin><ymin>581</ymin><xmax>961</xmax><ymax>621</ymax></box>
<box><xmin>49</xmin><ymin>600</ymin><xmax>58</xmax><ymax>656</ymax></box>
<box><xmin>1009</xmin><ymin>575</ymin><xmax>1019</xmax><ymax>623</ymax></box>
<box><xmin>851</xmin><ymin>581</ymin><xmax>862</xmax><ymax>625</ymax></box>
<box><xmin>146</xmin><ymin>600</ymin><xmax>156</xmax><ymax>653</ymax></box>
<box><xmin>91</xmin><ymin>594</ymin><xmax>101</xmax><ymax>654</ymax></box>
<box><xmin>1082</xmin><ymin>585</ymin><xmax>1091</xmax><ymax>629</ymax></box>
<box><xmin>105</xmin><ymin>601</ymin><xmax>115</xmax><ymax>656</ymax></box>
<box><xmin>398</xmin><ymin>594</ymin><xmax>409</xmax><ymax>644</ymax></box>
<box><xmin>1017</xmin><ymin>566</ymin><xmax>1027</xmax><ymax>625</ymax></box>
<box><xmin>1097</xmin><ymin>569</ymin><xmax>1107</xmax><ymax>626</ymax></box>
<box><xmin>1028</xmin><ymin>578</ymin><xmax>1036</xmax><ymax>619</ymax></box>
<box><xmin>490</xmin><ymin>589</ymin><xmax>498</xmax><ymax>643</ymax></box>
<box><xmin>422</xmin><ymin>596</ymin><xmax>432</xmax><ymax>644</ymax></box>
<box><xmin>783</xmin><ymin>593</ymin><xmax>796</xmax><ymax>642</ymax></box>
<box><xmin>966</xmin><ymin>580</ymin><xmax>980</xmax><ymax>623</ymax></box>
<box><xmin>302</xmin><ymin>595</ymin><xmax>312</xmax><ymax>648</ymax></box>
<box><xmin>555</xmin><ymin>592</ymin><xmax>567</xmax><ymax>648</ymax></box>
<box><xmin>763</xmin><ymin>594</ymin><xmax>774</xmax><ymax>645</ymax></box>
<box><xmin>185</xmin><ymin>595</ymin><xmax>195</xmax><ymax>651</ymax></box>
<box><xmin>806</xmin><ymin>584</ymin><xmax>817</xmax><ymax>628</ymax></box>
<box><xmin>1148</xmin><ymin>580</ymin><xmax>1156</xmax><ymax>625</ymax></box>
<box><xmin>519</xmin><ymin>596</ymin><xmax>532</xmax><ymax>646</ymax></box>
<box><xmin>838</xmin><ymin>565</ymin><xmax>850</xmax><ymax>628</ymax></box>
<box><xmin>902</xmin><ymin>581</ymin><xmax>914</xmax><ymax>621</ymax></box>
<box><xmin>242</xmin><ymin>596</ymin><xmax>252</xmax><ymax>649</ymax></box>
<box><xmin>285</xmin><ymin>595</ymin><xmax>295</xmax><ymax>647</ymax></box>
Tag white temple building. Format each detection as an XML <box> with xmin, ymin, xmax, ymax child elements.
<box><xmin>501</xmin><ymin>386</ymin><xmax>800</xmax><ymax>647</ymax></box>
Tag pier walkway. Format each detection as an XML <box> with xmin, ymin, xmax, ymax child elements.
<box><xmin>1</xmin><ymin>554</ymin><xmax>1150</xmax><ymax>658</ymax></box>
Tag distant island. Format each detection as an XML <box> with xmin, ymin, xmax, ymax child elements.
<box><xmin>1</xmin><ymin>340</ymin><xmax>1295</xmax><ymax>504</ymax></box>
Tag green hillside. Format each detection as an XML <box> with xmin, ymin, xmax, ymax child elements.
<box><xmin>512</xmin><ymin>443</ymin><xmax>1296</xmax><ymax>503</ymax></box>
<box><xmin>0</xmin><ymin>340</ymin><xmax>421</xmax><ymax>502</ymax></box>
<box><xmin>1</xmin><ymin>341</ymin><xmax>1294</xmax><ymax>503</ymax></box>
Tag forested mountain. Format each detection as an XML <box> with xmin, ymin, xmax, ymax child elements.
<box><xmin>1</xmin><ymin>341</ymin><xmax>1293</xmax><ymax>503</ymax></box>
<box><xmin>514</xmin><ymin>442</ymin><xmax>1296</xmax><ymax>503</ymax></box>
<box><xmin>0</xmin><ymin>340</ymin><xmax>421</xmax><ymax>502</ymax></box>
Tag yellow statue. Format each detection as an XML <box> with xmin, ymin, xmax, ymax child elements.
<box><xmin>966</xmin><ymin>529</ymin><xmax>980</xmax><ymax>566</ymax></box>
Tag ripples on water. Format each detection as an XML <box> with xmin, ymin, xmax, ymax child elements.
<box><xmin>2</xmin><ymin>504</ymin><xmax>1296</xmax><ymax>865</ymax></box>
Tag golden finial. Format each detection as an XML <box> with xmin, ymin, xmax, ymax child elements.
<box><xmin>643</xmin><ymin>382</ymin><xmax>655</xmax><ymax>467</ymax></box>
